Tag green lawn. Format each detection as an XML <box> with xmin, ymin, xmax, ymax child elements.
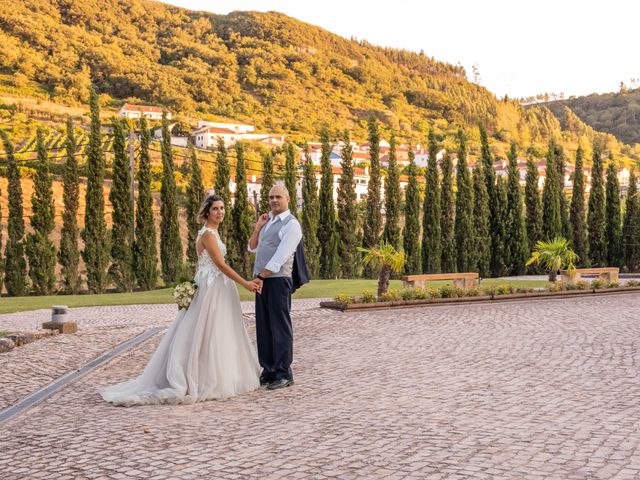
<box><xmin>0</xmin><ymin>278</ymin><xmax>548</xmax><ymax>314</ymax></box>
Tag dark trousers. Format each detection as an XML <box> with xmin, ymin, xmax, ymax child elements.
<box><xmin>255</xmin><ymin>277</ymin><xmax>294</xmax><ymax>381</ymax></box>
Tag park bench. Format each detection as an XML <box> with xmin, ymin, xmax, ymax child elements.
<box><xmin>402</xmin><ymin>272</ymin><xmax>479</xmax><ymax>290</ymax></box>
<box><xmin>560</xmin><ymin>267</ymin><xmax>619</xmax><ymax>284</ymax></box>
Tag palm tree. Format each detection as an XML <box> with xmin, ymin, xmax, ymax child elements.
<box><xmin>358</xmin><ymin>241</ymin><xmax>405</xmax><ymax>297</ymax></box>
<box><xmin>526</xmin><ymin>237</ymin><xmax>578</xmax><ymax>282</ymax></box>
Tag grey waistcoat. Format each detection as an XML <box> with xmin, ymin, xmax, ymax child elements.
<box><xmin>254</xmin><ymin>214</ymin><xmax>295</xmax><ymax>277</ymax></box>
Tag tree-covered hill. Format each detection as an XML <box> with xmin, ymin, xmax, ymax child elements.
<box><xmin>544</xmin><ymin>88</ymin><xmax>640</xmax><ymax>145</ymax></box>
<box><xmin>0</xmin><ymin>0</ymin><xmax>638</xmax><ymax>163</ymax></box>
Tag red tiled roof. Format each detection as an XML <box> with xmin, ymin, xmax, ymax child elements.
<box><xmin>195</xmin><ymin>127</ymin><xmax>236</xmax><ymax>135</ymax></box>
<box><xmin>121</xmin><ymin>103</ymin><xmax>164</xmax><ymax>113</ymax></box>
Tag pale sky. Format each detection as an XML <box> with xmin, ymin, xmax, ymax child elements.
<box><xmin>162</xmin><ymin>0</ymin><xmax>637</xmax><ymax>100</ymax></box>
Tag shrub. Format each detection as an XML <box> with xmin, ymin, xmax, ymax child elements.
<box><xmin>414</xmin><ymin>287</ymin><xmax>437</xmax><ymax>300</ymax></box>
<box><xmin>626</xmin><ymin>280</ymin><xmax>640</xmax><ymax>287</ymax></box>
<box><xmin>494</xmin><ymin>284</ymin><xmax>515</xmax><ymax>295</ymax></box>
<box><xmin>575</xmin><ymin>281</ymin><xmax>590</xmax><ymax>290</ymax></box>
<box><xmin>360</xmin><ymin>290</ymin><xmax>376</xmax><ymax>303</ymax></box>
<box><xmin>334</xmin><ymin>293</ymin><xmax>356</xmax><ymax>304</ymax></box>
<box><xmin>379</xmin><ymin>290</ymin><xmax>401</xmax><ymax>302</ymax></box>
<box><xmin>464</xmin><ymin>287</ymin><xmax>483</xmax><ymax>297</ymax></box>
<box><xmin>514</xmin><ymin>286</ymin><xmax>535</xmax><ymax>293</ymax></box>
<box><xmin>400</xmin><ymin>288</ymin><xmax>417</xmax><ymax>301</ymax></box>
<box><xmin>606</xmin><ymin>281</ymin><xmax>620</xmax><ymax>289</ymax></box>
<box><xmin>590</xmin><ymin>279</ymin><xmax>605</xmax><ymax>289</ymax></box>
<box><xmin>438</xmin><ymin>285</ymin><xmax>465</xmax><ymax>298</ymax></box>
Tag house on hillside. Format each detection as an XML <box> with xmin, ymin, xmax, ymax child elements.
<box><xmin>192</xmin><ymin>121</ymin><xmax>277</xmax><ymax>148</ymax></box>
<box><xmin>151</xmin><ymin>124</ymin><xmax>189</xmax><ymax>147</ymax></box>
<box><xmin>197</xmin><ymin>121</ymin><xmax>254</xmax><ymax>133</ymax></box>
<box><xmin>119</xmin><ymin>104</ymin><xmax>170</xmax><ymax>120</ymax></box>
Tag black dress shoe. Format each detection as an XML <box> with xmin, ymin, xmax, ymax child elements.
<box><xmin>260</xmin><ymin>377</ymin><xmax>273</xmax><ymax>386</ymax></box>
<box><xmin>266</xmin><ymin>378</ymin><xmax>294</xmax><ymax>390</ymax></box>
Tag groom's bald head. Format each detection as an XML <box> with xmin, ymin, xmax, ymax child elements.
<box><xmin>269</xmin><ymin>185</ymin><xmax>289</xmax><ymax>215</ymax></box>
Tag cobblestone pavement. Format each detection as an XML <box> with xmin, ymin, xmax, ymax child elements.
<box><xmin>0</xmin><ymin>299</ymin><xmax>327</xmax><ymax>412</ymax></box>
<box><xmin>2</xmin><ymin>295</ymin><xmax>640</xmax><ymax>479</ymax></box>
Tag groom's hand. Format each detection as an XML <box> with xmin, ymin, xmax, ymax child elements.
<box><xmin>254</xmin><ymin>277</ymin><xmax>263</xmax><ymax>294</ymax></box>
<box><xmin>256</xmin><ymin>213</ymin><xmax>269</xmax><ymax>229</ymax></box>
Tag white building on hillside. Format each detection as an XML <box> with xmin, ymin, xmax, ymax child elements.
<box><xmin>196</xmin><ymin>121</ymin><xmax>255</xmax><ymax>134</ymax></box>
<box><xmin>192</xmin><ymin>121</ymin><xmax>279</xmax><ymax>148</ymax></box>
<box><xmin>119</xmin><ymin>104</ymin><xmax>170</xmax><ymax>120</ymax></box>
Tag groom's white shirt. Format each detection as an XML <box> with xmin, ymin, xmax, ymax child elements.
<box><xmin>248</xmin><ymin>209</ymin><xmax>302</xmax><ymax>274</ymax></box>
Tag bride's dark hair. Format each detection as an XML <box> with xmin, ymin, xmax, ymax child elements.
<box><xmin>198</xmin><ymin>194</ymin><xmax>224</xmax><ymax>223</ymax></box>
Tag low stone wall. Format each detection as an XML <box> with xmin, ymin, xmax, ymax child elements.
<box><xmin>0</xmin><ymin>330</ymin><xmax>59</xmax><ymax>353</ymax></box>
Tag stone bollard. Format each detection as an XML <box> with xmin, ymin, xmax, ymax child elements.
<box><xmin>42</xmin><ymin>305</ymin><xmax>78</xmax><ymax>334</ymax></box>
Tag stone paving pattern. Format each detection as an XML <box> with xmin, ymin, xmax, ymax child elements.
<box><xmin>1</xmin><ymin>295</ymin><xmax>640</xmax><ymax>478</ymax></box>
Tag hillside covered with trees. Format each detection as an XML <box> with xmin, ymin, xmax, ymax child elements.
<box><xmin>544</xmin><ymin>88</ymin><xmax>640</xmax><ymax>146</ymax></box>
<box><xmin>1</xmin><ymin>0</ymin><xmax>638</xmax><ymax>163</ymax></box>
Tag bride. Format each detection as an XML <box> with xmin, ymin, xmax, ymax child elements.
<box><xmin>101</xmin><ymin>194</ymin><xmax>262</xmax><ymax>406</ymax></box>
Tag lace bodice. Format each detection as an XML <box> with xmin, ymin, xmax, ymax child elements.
<box><xmin>194</xmin><ymin>226</ymin><xmax>228</xmax><ymax>286</ymax></box>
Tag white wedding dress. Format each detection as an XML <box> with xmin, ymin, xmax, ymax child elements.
<box><xmin>101</xmin><ymin>226</ymin><xmax>261</xmax><ymax>406</ymax></box>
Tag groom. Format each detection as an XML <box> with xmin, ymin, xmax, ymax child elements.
<box><xmin>249</xmin><ymin>184</ymin><xmax>302</xmax><ymax>390</ymax></box>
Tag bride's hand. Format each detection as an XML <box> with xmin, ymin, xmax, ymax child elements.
<box><xmin>244</xmin><ymin>279</ymin><xmax>260</xmax><ymax>292</ymax></box>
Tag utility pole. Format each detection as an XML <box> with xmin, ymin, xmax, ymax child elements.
<box><xmin>128</xmin><ymin>128</ymin><xmax>136</xmax><ymax>248</ymax></box>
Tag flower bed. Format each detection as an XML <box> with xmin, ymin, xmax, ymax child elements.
<box><xmin>321</xmin><ymin>282</ymin><xmax>640</xmax><ymax>311</ymax></box>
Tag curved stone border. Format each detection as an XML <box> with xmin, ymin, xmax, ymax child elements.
<box><xmin>0</xmin><ymin>330</ymin><xmax>59</xmax><ymax>354</ymax></box>
<box><xmin>321</xmin><ymin>286</ymin><xmax>640</xmax><ymax>311</ymax></box>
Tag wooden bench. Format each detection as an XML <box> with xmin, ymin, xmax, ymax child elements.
<box><xmin>402</xmin><ymin>272</ymin><xmax>480</xmax><ymax>290</ymax></box>
<box><xmin>560</xmin><ymin>267</ymin><xmax>619</xmax><ymax>284</ymax></box>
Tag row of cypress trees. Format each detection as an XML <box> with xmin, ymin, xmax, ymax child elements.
<box><xmin>3</xmin><ymin>97</ymin><xmax>640</xmax><ymax>295</ymax></box>
<box><xmin>0</xmin><ymin>86</ymin><xmax>261</xmax><ymax>295</ymax></box>
<box><xmin>306</xmin><ymin>118</ymin><xmax>640</xmax><ymax>280</ymax></box>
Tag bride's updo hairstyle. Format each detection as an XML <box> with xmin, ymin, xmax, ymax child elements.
<box><xmin>198</xmin><ymin>194</ymin><xmax>224</xmax><ymax>223</ymax></box>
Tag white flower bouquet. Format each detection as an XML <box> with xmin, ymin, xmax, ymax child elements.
<box><xmin>173</xmin><ymin>280</ymin><xmax>198</xmax><ymax>310</ymax></box>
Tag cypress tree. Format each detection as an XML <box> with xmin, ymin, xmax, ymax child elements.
<box><xmin>570</xmin><ymin>147</ymin><xmax>587</xmax><ymax>265</ymax></box>
<box><xmin>542</xmin><ymin>139</ymin><xmax>562</xmax><ymax>240</ymax></box>
<box><xmin>422</xmin><ymin>129</ymin><xmax>441</xmax><ymax>273</ymax></box>
<box><xmin>283</xmin><ymin>142</ymin><xmax>298</xmax><ymax>214</ymax></box>
<box><xmin>1</xmin><ymin>130</ymin><xmax>27</xmax><ymax>295</ymax></box>
<box><xmin>440</xmin><ymin>152</ymin><xmax>456</xmax><ymax>272</ymax></box>
<box><xmin>230</xmin><ymin>142</ymin><xmax>253</xmax><ymax>278</ymax></box>
<box><xmin>587</xmin><ymin>142</ymin><xmax>606</xmax><ymax>266</ymax></box>
<box><xmin>362</xmin><ymin>117</ymin><xmax>382</xmax><ymax>277</ymax></box>
<box><xmin>605</xmin><ymin>154</ymin><xmax>622</xmax><ymax>267</ymax></box>
<box><xmin>317</xmin><ymin>127</ymin><xmax>338</xmax><ymax>278</ymax></box>
<box><xmin>214</xmin><ymin>137</ymin><xmax>232</xmax><ymax>245</ymax></box>
<box><xmin>556</xmin><ymin>144</ymin><xmax>571</xmax><ymax>239</ymax></box>
<box><xmin>259</xmin><ymin>150</ymin><xmax>274</xmax><ymax>214</ymax></box>
<box><xmin>82</xmin><ymin>87</ymin><xmax>110</xmax><ymax>293</ymax></box>
<box><xmin>505</xmin><ymin>143</ymin><xmax>528</xmax><ymax>275</ymax></box>
<box><xmin>525</xmin><ymin>157</ymin><xmax>543</xmax><ymax>253</ymax></box>
<box><xmin>133</xmin><ymin>118</ymin><xmax>158</xmax><ymax>290</ymax></box>
<box><xmin>0</xmin><ymin>188</ymin><xmax>3</xmax><ymax>293</ymax></box>
<box><xmin>159</xmin><ymin>112</ymin><xmax>183</xmax><ymax>284</ymax></box>
<box><xmin>454</xmin><ymin>129</ymin><xmax>474</xmax><ymax>273</ymax></box>
<box><xmin>490</xmin><ymin>175</ymin><xmax>508</xmax><ymax>277</ymax></box>
<box><xmin>336</xmin><ymin>130</ymin><xmax>359</xmax><ymax>278</ymax></box>
<box><xmin>108</xmin><ymin>119</ymin><xmax>134</xmax><ymax>291</ymax></box>
<box><xmin>25</xmin><ymin>128</ymin><xmax>57</xmax><ymax>294</ymax></box>
<box><xmin>472</xmin><ymin>164</ymin><xmax>491</xmax><ymax>277</ymax></box>
<box><xmin>480</xmin><ymin>124</ymin><xmax>500</xmax><ymax>274</ymax></box>
<box><xmin>301</xmin><ymin>144</ymin><xmax>320</xmax><ymax>278</ymax></box>
<box><xmin>185</xmin><ymin>146</ymin><xmax>205</xmax><ymax>266</ymax></box>
<box><xmin>382</xmin><ymin>131</ymin><xmax>401</xmax><ymax>249</ymax></box>
<box><xmin>59</xmin><ymin>117</ymin><xmax>81</xmax><ymax>293</ymax></box>
<box><xmin>403</xmin><ymin>149</ymin><xmax>421</xmax><ymax>274</ymax></box>
<box><xmin>622</xmin><ymin>168</ymin><xmax>640</xmax><ymax>271</ymax></box>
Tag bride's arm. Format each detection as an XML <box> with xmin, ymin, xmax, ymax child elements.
<box><xmin>201</xmin><ymin>232</ymin><xmax>256</xmax><ymax>291</ymax></box>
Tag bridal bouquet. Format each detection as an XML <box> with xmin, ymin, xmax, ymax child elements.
<box><xmin>173</xmin><ymin>280</ymin><xmax>198</xmax><ymax>310</ymax></box>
